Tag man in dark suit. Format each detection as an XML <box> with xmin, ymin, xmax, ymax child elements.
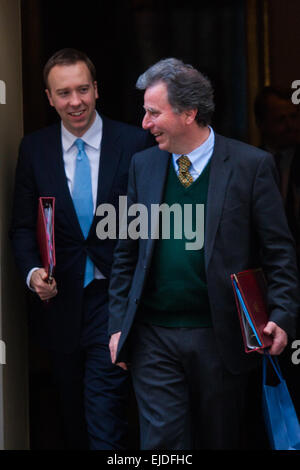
<box><xmin>108</xmin><ymin>58</ymin><xmax>299</xmax><ymax>449</ymax></box>
<box><xmin>255</xmin><ymin>86</ymin><xmax>300</xmax><ymax>423</ymax></box>
<box><xmin>254</xmin><ymin>86</ymin><xmax>300</xmax><ymax>260</ymax></box>
<box><xmin>10</xmin><ymin>48</ymin><xmax>153</xmax><ymax>450</ymax></box>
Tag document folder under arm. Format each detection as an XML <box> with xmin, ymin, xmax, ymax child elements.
<box><xmin>37</xmin><ymin>197</ymin><xmax>56</xmax><ymax>282</ymax></box>
<box><xmin>231</xmin><ymin>268</ymin><xmax>272</xmax><ymax>353</ymax></box>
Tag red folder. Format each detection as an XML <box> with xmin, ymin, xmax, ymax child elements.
<box><xmin>231</xmin><ymin>268</ymin><xmax>273</xmax><ymax>353</ymax></box>
<box><xmin>37</xmin><ymin>197</ymin><xmax>56</xmax><ymax>282</ymax></box>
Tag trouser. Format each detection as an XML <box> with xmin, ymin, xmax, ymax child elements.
<box><xmin>130</xmin><ymin>322</ymin><xmax>248</xmax><ymax>450</ymax></box>
<box><xmin>50</xmin><ymin>279</ymin><xmax>129</xmax><ymax>450</ymax></box>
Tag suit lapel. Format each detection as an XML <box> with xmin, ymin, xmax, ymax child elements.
<box><xmin>143</xmin><ymin>137</ymin><xmax>231</xmax><ymax>271</ymax></box>
<box><xmin>46</xmin><ymin>124</ymin><xmax>83</xmax><ymax>237</ymax></box>
<box><xmin>205</xmin><ymin>133</ymin><xmax>231</xmax><ymax>269</ymax></box>
<box><xmin>87</xmin><ymin>116</ymin><xmax>123</xmax><ymax>237</ymax></box>
<box><xmin>144</xmin><ymin>148</ymin><xmax>170</xmax><ymax>262</ymax></box>
<box><xmin>95</xmin><ymin>116</ymin><xmax>122</xmax><ymax>206</ymax></box>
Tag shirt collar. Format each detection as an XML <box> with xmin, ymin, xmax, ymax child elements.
<box><xmin>173</xmin><ymin>126</ymin><xmax>215</xmax><ymax>171</ymax></box>
<box><xmin>61</xmin><ymin>111</ymin><xmax>103</xmax><ymax>152</ymax></box>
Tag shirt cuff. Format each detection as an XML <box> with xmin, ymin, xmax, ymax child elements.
<box><xmin>26</xmin><ymin>267</ymin><xmax>41</xmax><ymax>291</ymax></box>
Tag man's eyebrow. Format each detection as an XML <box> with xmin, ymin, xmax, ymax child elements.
<box><xmin>55</xmin><ymin>83</ymin><xmax>91</xmax><ymax>92</ymax></box>
<box><xmin>55</xmin><ymin>87</ymin><xmax>70</xmax><ymax>93</ymax></box>
<box><xmin>143</xmin><ymin>106</ymin><xmax>159</xmax><ymax>112</ymax></box>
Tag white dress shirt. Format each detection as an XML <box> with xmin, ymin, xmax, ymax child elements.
<box><xmin>172</xmin><ymin>126</ymin><xmax>215</xmax><ymax>180</ymax></box>
<box><xmin>62</xmin><ymin>111</ymin><xmax>102</xmax><ymax>212</ymax></box>
<box><xmin>27</xmin><ymin>111</ymin><xmax>105</xmax><ymax>288</ymax></box>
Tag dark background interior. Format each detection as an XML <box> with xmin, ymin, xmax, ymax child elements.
<box><xmin>22</xmin><ymin>0</ymin><xmax>248</xmax><ymax>139</ymax></box>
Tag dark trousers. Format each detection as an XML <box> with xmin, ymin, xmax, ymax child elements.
<box><xmin>50</xmin><ymin>280</ymin><xmax>129</xmax><ymax>450</ymax></box>
<box><xmin>130</xmin><ymin>323</ymin><xmax>248</xmax><ymax>450</ymax></box>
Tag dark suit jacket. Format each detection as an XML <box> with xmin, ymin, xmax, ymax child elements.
<box><xmin>10</xmin><ymin>114</ymin><xmax>154</xmax><ymax>353</ymax></box>
<box><xmin>274</xmin><ymin>146</ymin><xmax>300</xmax><ymax>253</ymax></box>
<box><xmin>108</xmin><ymin>134</ymin><xmax>300</xmax><ymax>375</ymax></box>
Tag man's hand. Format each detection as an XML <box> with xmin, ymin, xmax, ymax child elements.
<box><xmin>109</xmin><ymin>331</ymin><xmax>127</xmax><ymax>370</ymax></box>
<box><xmin>258</xmin><ymin>321</ymin><xmax>288</xmax><ymax>355</ymax></box>
<box><xmin>30</xmin><ymin>268</ymin><xmax>58</xmax><ymax>301</ymax></box>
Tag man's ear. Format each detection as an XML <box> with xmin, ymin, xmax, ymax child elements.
<box><xmin>94</xmin><ymin>81</ymin><xmax>99</xmax><ymax>100</ymax></box>
<box><xmin>45</xmin><ymin>89</ymin><xmax>54</xmax><ymax>107</ymax></box>
<box><xmin>185</xmin><ymin>108</ymin><xmax>198</xmax><ymax>125</ymax></box>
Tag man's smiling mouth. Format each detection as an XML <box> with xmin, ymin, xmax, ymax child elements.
<box><xmin>69</xmin><ymin>110</ymin><xmax>85</xmax><ymax>117</ymax></box>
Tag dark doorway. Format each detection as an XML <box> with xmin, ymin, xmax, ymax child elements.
<box><xmin>22</xmin><ymin>0</ymin><xmax>248</xmax><ymax>137</ymax></box>
<box><xmin>20</xmin><ymin>0</ymin><xmax>249</xmax><ymax>450</ymax></box>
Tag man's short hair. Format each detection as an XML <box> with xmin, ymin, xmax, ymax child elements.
<box><xmin>43</xmin><ymin>48</ymin><xmax>97</xmax><ymax>89</ymax></box>
<box><xmin>136</xmin><ymin>58</ymin><xmax>214</xmax><ymax>126</ymax></box>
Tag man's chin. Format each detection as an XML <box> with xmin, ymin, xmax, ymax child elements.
<box><xmin>65</xmin><ymin>120</ymin><xmax>90</xmax><ymax>137</ymax></box>
<box><xmin>157</xmin><ymin>140</ymin><xmax>169</xmax><ymax>151</ymax></box>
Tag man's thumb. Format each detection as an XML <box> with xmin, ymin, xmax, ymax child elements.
<box><xmin>263</xmin><ymin>322</ymin><xmax>274</xmax><ymax>336</ymax></box>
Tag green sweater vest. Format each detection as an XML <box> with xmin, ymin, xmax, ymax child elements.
<box><xmin>140</xmin><ymin>160</ymin><xmax>212</xmax><ymax>327</ymax></box>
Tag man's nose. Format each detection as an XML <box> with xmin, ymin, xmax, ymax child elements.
<box><xmin>142</xmin><ymin>113</ymin><xmax>152</xmax><ymax>130</ymax></box>
<box><xmin>69</xmin><ymin>92</ymin><xmax>81</xmax><ymax>106</ymax></box>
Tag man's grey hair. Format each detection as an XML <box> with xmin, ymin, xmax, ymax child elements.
<box><xmin>136</xmin><ymin>58</ymin><xmax>215</xmax><ymax>126</ymax></box>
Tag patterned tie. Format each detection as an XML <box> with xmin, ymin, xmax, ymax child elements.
<box><xmin>177</xmin><ymin>155</ymin><xmax>193</xmax><ymax>187</ymax></box>
<box><xmin>73</xmin><ymin>138</ymin><xmax>94</xmax><ymax>287</ymax></box>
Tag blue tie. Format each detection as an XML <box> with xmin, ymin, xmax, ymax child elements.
<box><xmin>73</xmin><ymin>138</ymin><xmax>94</xmax><ymax>287</ymax></box>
